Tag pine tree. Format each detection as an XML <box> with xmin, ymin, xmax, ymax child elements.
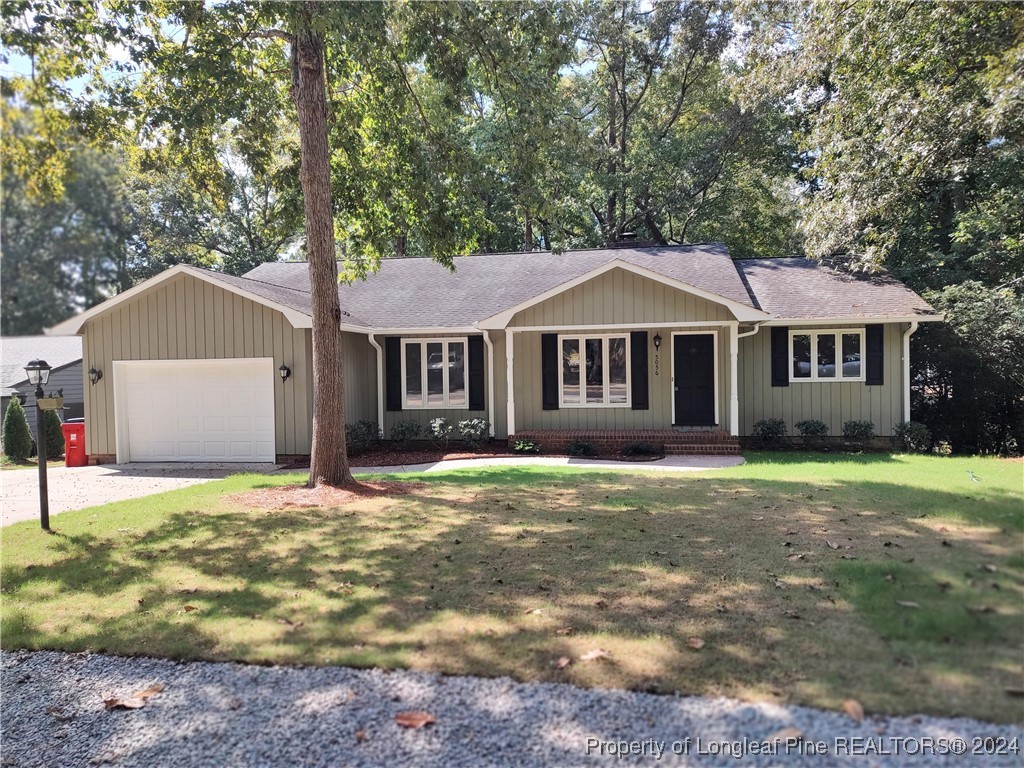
<box><xmin>44</xmin><ymin>410</ymin><xmax>65</xmax><ymax>459</ymax></box>
<box><xmin>2</xmin><ymin>398</ymin><xmax>33</xmax><ymax>463</ymax></box>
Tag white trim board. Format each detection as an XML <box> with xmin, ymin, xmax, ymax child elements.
<box><xmin>48</xmin><ymin>265</ymin><xmax>315</xmax><ymax>334</ymax></box>
<box><xmin>477</xmin><ymin>260</ymin><xmax>768</xmax><ymax>329</ymax></box>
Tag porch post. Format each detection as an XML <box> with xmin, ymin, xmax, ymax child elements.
<box><xmin>729</xmin><ymin>323</ymin><xmax>739</xmax><ymax>436</ymax></box>
<box><xmin>506</xmin><ymin>330</ymin><xmax>516</xmax><ymax>438</ymax></box>
<box><xmin>483</xmin><ymin>330</ymin><xmax>495</xmax><ymax>437</ymax></box>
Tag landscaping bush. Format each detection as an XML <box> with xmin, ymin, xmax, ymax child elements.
<box><xmin>44</xmin><ymin>410</ymin><xmax>65</xmax><ymax>458</ymax></box>
<box><xmin>752</xmin><ymin>418</ymin><xmax>788</xmax><ymax>446</ymax></box>
<box><xmin>892</xmin><ymin>420</ymin><xmax>932</xmax><ymax>453</ymax></box>
<box><xmin>389</xmin><ymin>420</ymin><xmax>422</xmax><ymax>449</ymax></box>
<box><xmin>2</xmin><ymin>398</ymin><xmax>32</xmax><ymax>463</ymax></box>
<box><xmin>428</xmin><ymin>417</ymin><xmax>454</xmax><ymax>449</ymax></box>
<box><xmin>345</xmin><ymin>419</ymin><xmax>380</xmax><ymax>456</ymax></box>
<box><xmin>513</xmin><ymin>440</ymin><xmax>540</xmax><ymax>454</ymax></box>
<box><xmin>457</xmin><ymin>419</ymin><xmax>490</xmax><ymax>449</ymax></box>
<box><xmin>842</xmin><ymin>420</ymin><xmax>876</xmax><ymax>449</ymax></box>
<box><xmin>565</xmin><ymin>439</ymin><xmax>597</xmax><ymax>457</ymax></box>
<box><xmin>621</xmin><ymin>440</ymin><xmax>662</xmax><ymax>457</ymax></box>
<box><xmin>794</xmin><ymin>419</ymin><xmax>829</xmax><ymax>450</ymax></box>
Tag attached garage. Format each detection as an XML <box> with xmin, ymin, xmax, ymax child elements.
<box><xmin>114</xmin><ymin>359</ymin><xmax>276</xmax><ymax>463</ymax></box>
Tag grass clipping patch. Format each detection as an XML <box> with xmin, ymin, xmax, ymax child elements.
<box><xmin>226</xmin><ymin>480</ymin><xmax>425</xmax><ymax>509</ymax></box>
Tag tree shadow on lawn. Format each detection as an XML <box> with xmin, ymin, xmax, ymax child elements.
<box><xmin>2</xmin><ymin>470</ymin><xmax>1022</xmax><ymax>723</ymax></box>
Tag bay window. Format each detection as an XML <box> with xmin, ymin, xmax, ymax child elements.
<box><xmin>559</xmin><ymin>334</ymin><xmax>630</xmax><ymax>407</ymax></box>
<box><xmin>790</xmin><ymin>329</ymin><xmax>864</xmax><ymax>382</ymax></box>
<box><xmin>402</xmin><ymin>338</ymin><xmax>467</xmax><ymax>408</ymax></box>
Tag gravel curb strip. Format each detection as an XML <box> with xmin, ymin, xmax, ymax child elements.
<box><xmin>2</xmin><ymin>651</ymin><xmax>1020</xmax><ymax>767</ymax></box>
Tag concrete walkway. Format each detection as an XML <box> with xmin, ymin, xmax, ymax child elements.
<box><xmin>1</xmin><ymin>455</ymin><xmax>742</xmax><ymax>527</ymax></box>
<box><xmin>350</xmin><ymin>454</ymin><xmax>744</xmax><ymax>474</ymax></box>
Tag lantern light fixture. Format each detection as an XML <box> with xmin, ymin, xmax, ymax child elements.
<box><xmin>279</xmin><ymin>363</ymin><xmax>291</xmax><ymax>383</ymax></box>
<box><xmin>653</xmin><ymin>333</ymin><xmax>662</xmax><ymax>351</ymax></box>
<box><xmin>88</xmin><ymin>367</ymin><xmax>103</xmax><ymax>385</ymax></box>
<box><xmin>24</xmin><ymin>359</ymin><xmax>51</xmax><ymax>387</ymax></box>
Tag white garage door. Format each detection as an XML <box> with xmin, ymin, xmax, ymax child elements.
<box><xmin>116</xmin><ymin>359</ymin><xmax>275</xmax><ymax>462</ymax></box>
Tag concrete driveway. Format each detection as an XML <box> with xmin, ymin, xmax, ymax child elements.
<box><xmin>0</xmin><ymin>463</ymin><xmax>278</xmax><ymax>527</ymax></box>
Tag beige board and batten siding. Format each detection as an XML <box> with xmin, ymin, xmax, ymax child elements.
<box><xmin>340</xmin><ymin>331</ymin><xmax>378</xmax><ymax>425</ymax></box>
<box><xmin>380</xmin><ymin>332</ymin><xmax>491</xmax><ymax>438</ymax></box>
<box><xmin>82</xmin><ymin>272</ymin><xmax>312</xmax><ymax>458</ymax></box>
<box><xmin>509</xmin><ymin>267</ymin><xmax>736</xmax><ymax>432</ymax></box>
<box><xmin>738</xmin><ymin>322</ymin><xmax>906</xmax><ymax>436</ymax></box>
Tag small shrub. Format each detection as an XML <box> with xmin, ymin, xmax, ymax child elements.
<box><xmin>892</xmin><ymin>421</ymin><xmax>932</xmax><ymax>453</ymax></box>
<box><xmin>565</xmin><ymin>439</ymin><xmax>597</xmax><ymax>457</ymax></box>
<box><xmin>621</xmin><ymin>440</ymin><xmax>662</xmax><ymax>457</ymax></box>
<box><xmin>2</xmin><ymin>398</ymin><xmax>32</xmax><ymax>463</ymax></box>
<box><xmin>752</xmin><ymin>418</ymin><xmax>787</xmax><ymax>446</ymax></box>
<box><xmin>794</xmin><ymin>419</ymin><xmax>829</xmax><ymax>450</ymax></box>
<box><xmin>44</xmin><ymin>410</ymin><xmax>65</xmax><ymax>458</ymax></box>
<box><xmin>842</xmin><ymin>420</ymin><xmax>876</xmax><ymax>449</ymax></box>
<box><xmin>513</xmin><ymin>440</ymin><xmax>540</xmax><ymax>454</ymax></box>
<box><xmin>390</xmin><ymin>420</ymin><xmax>422</xmax><ymax>449</ymax></box>
<box><xmin>428</xmin><ymin>417</ymin><xmax>454</xmax><ymax>449</ymax></box>
<box><xmin>457</xmin><ymin>418</ymin><xmax>490</xmax><ymax>449</ymax></box>
<box><xmin>345</xmin><ymin>419</ymin><xmax>380</xmax><ymax>456</ymax></box>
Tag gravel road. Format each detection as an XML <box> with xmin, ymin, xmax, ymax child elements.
<box><xmin>2</xmin><ymin>650</ymin><xmax>1020</xmax><ymax>767</ymax></box>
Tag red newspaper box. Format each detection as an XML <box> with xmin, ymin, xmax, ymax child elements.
<box><xmin>61</xmin><ymin>422</ymin><xmax>87</xmax><ymax>467</ymax></box>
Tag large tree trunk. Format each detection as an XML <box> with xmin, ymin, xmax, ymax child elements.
<box><xmin>291</xmin><ymin>7</ymin><xmax>353</xmax><ymax>487</ymax></box>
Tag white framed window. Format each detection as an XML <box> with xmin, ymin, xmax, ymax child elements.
<box><xmin>789</xmin><ymin>329</ymin><xmax>865</xmax><ymax>382</ymax></box>
<box><xmin>558</xmin><ymin>334</ymin><xmax>630</xmax><ymax>407</ymax></box>
<box><xmin>401</xmin><ymin>338</ymin><xmax>468</xmax><ymax>408</ymax></box>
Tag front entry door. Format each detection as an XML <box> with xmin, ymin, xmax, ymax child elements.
<box><xmin>673</xmin><ymin>334</ymin><xmax>716</xmax><ymax>426</ymax></box>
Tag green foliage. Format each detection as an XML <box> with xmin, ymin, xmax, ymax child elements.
<box><xmin>621</xmin><ymin>441</ymin><xmax>662</xmax><ymax>458</ymax></box>
<box><xmin>513</xmin><ymin>440</ymin><xmax>540</xmax><ymax>454</ymax></box>
<box><xmin>389</xmin><ymin>420</ymin><xmax>422</xmax><ymax>449</ymax></box>
<box><xmin>43</xmin><ymin>410</ymin><xmax>64</xmax><ymax>458</ymax></box>
<box><xmin>428</xmin><ymin>417</ymin><xmax>454</xmax><ymax>449</ymax></box>
<box><xmin>892</xmin><ymin>421</ymin><xmax>932</xmax><ymax>454</ymax></box>
<box><xmin>794</xmin><ymin>419</ymin><xmax>829</xmax><ymax>450</ymax></box>
<box><xmin>2</xmin><ymin>398</ymin><xmax>33</xmax><ymax>463</ymax></box>
<box><xmin>456</xmin><ymin>419</ymin><xmax>490</xmax><ymax>449</ymax></box>
<box><xmin>565</xmin><ymin>439</ymin><xmax>597</xmax><ymax>457</ymax></box>
<box><xmin>344</xmin><ymin>420</ymin><xmax>380</xmax><ymax>456</ymax></box>
<box><xmin>752</xmin><ymin>418</ymin><xmax>787</xmax><ymax>446</ymax></box>
<box><xmin>842</xmin><ymin>420</ymin><xmax>876</xmax><ymax>449</ymax></box>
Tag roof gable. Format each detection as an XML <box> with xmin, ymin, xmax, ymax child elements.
<box><xmin>1</xmin><ymin>335</ymin><xmax>82</xmax><ymax>387</ymax></box>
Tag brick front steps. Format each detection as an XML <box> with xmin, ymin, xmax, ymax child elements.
<box><xmin>509</xmin><ymin>429</ymin><xmax>742</xmax><ymax>456</ymax></box>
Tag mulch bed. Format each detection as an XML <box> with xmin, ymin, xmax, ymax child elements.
<box><xmin>227</xmin><ymin>480</ymin><xmax>426</xmax><ymax>510</ymax></box>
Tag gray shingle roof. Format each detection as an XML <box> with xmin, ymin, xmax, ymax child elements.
<box><xmin>246</xmin><ymin>244</ymin><xmax>756</xmax><ymax>329</ymax></box>
<box><xmin>195</xmin><ymin>269</ymin><xmax>322</xmax><ymax>320</ymax></box>
<box><xmin>1</xmin><ymin>335</ymin><xmax>82</xmax><ymax>387</ymax></box>
<box><xmin>735</xmin><ymin>258</ymin><xmax>939</xmax><ymax>320</ymax></box>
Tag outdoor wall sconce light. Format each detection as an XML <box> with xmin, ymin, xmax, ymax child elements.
<box><xmin>279</xmin><ymin>364</ymin><xmax>291</xmax><ymax>383</ymax></box>
<box><xmin>88</xmin><ymin>367</ymin><xmax>103</xmax><ymax>385</ymax></box>
<box><xmin>653</xmin><ymin>333</ymin><xmax>662</xmax><ymax>350</ymax></box>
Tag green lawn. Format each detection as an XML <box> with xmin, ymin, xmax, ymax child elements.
<box><xmin>2</xmin><ymin>453</ymin><xmax>1021</xmax><ymax>722</ymax></box>
<box><xmin>0</xmin><ymin>454</ymin><xmax>64</xmax><ymax>471</ymax></box>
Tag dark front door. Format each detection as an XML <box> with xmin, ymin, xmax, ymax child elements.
<box><xmin>674</xmin><ymin>334</ymin><xmax>716</xmax><ymax>426</ymax></box>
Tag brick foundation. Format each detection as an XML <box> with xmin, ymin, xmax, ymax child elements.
<box><xmin>88</xmin><ymin>454</ymin><xmax>116</xmax><ymax>465</ymax></box>
<box><xmin>509</xmin><ymin>429</ymin><xmax>742</xmax><ymax>456</ymax></box>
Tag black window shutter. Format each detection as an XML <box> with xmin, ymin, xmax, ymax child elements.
<box><xmin>385</xmin><ymin>336</ymin><xmax>403</xmax><ymax>411</ymax></box>
<box><xmin>468</xmin><ymin>336</ymin><xmax>485</xmax><ymax>410</ymax></box>
<box><xmin>770</xmin><ymin>326</ymin><xmax>789</xmax><ymax>387</ymax></box>
<box><xmin>541</xmin><ymin>333</ymin><xmax>559</xmax><ymax>410</ymax></box>
<box><xmin>630</xmin><ymin>331</ymin><xmax>649</xmax><ymax>410</ymax></box>
<box><xmin>866</xmin><ymin>325</ymin><xmax>884</xmax><ymax>385</ymax></box>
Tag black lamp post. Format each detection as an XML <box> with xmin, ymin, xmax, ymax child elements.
<box><xmin>24</xmin><ymin>359</ymin><xmax>52</xmax><ymax>531</ymax></box>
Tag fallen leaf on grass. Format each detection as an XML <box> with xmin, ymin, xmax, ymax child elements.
<box><xmin>767</xmin><ymin>727</ymin><xmax>804</xmax><ymax>743</ymax></box>
<box><xmin>355</xmin><ymin>729</ymin><xmax>367</xmax><ymax>743</ymax></box>
<box><xmin>895</xmin><ymin>601</ymin><xmax>919</xmax><ymax>609</ymax></box>
<box><xmin>1005</xmin><ymin>688</ymin><xmax>1024</xmax><ymax>698</ymax></box>
<box><xmin>842</xmin><ymin>699</ymin><xmax>865</xmax><ymax>723</ymax></box>
<box><xmin>183</xmin><ymin>605</ymin><xmax>198</xmax><ymax>613</ymax></box>
<box><xmin>966</xmin><ymin>605</ymin><xmax>995</xmax><ymax>615</ymax></box>
<box><xmin>979</xmin><ymin>564</ymin><xmax>999</xmax><ymax>573</ymax></box>
<box><xmin>395</xmin><ymin>711</ymin><xmax>437</xmax><ymax>729</ymax></box>
<box><xmin>826</xmin><ymin>540</ymin><xmax>840</xmax><ymax>550</ymax></box>
<box><xmin>686</xmin><ymin>637</ymin><xmax>705</xmax><ymax>650</ymax></box>
<box><xmin>580</xmin><ymin>649</ymin><xmax>611</xmax><ymax>662</ymax></box>
<box><xmin>555</xmin><ymin>627</ymin><xmax>573</xmax><ymax>635</ymax></box>
<box><xmin>104</xmin><ymin>684</ymin><xmax>165</xmax><ymax>711</ymax></box>
<box><xmin>554</xmin><ymin>656</ymin><xmax>572</xmax><ymax>669</ymax></box>
<box><xmin>782</xmin><ymin>610</ymin><xmax>801</xmax><ymax>620</ymax></box>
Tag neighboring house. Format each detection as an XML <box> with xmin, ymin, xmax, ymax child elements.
<box><xmin>0</xmin><ymin>335</ymin><xmax>84</xmax><ymax>443</ymax></box>
<box><xmin>48</xmin><ymin>244</ymin><xmax>941</xmax><ymax>464</ymax></box>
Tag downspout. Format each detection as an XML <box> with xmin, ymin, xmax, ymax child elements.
<box><xmin>483</xmin><ymin>330</ymin><xmax>496</xmax><ymax>438</ymax></box>
<box><xmin>902</xmin><ymin>321</ymin><xmax>919</xmax><ymax>422</ymax></box>
<box><xmin>367</xmin><ymin>333</ymin><xmax>385</xmax><ymax>435</ymax></box>
<box><xmin>731</xmin><ymin>323</ymin><xmax>762</xmax><ymax>437</ymax></box>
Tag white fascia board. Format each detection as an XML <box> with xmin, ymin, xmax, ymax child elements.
<box><xmin>762</xmin><ymin>315</ymin><xmax>944</xmax><ymax>326</ymax></box>
<box><xmin>47</xmin><ymin>265</ymin><xmax>314</xmax><ymax>335</ymax></box>
<box><xmin>476</xmin><ymin>259</ymin><xmax>768</xmax><ymax>329</ymax></box>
